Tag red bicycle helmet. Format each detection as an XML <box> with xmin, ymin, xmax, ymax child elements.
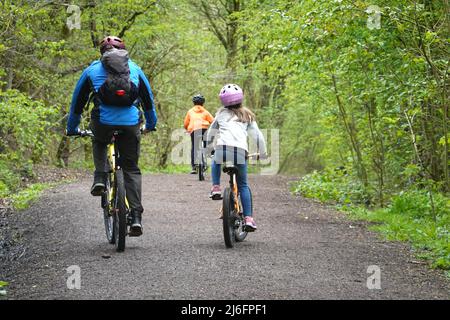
<box><xmin>100</xmin><ymin>36</ymin><xmax>126</xmax><ymax>54</ymax></box>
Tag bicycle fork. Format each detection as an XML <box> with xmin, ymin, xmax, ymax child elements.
<box><xmin>230</xmin><ymin>173</ymin><xmax>241</xmax><ymax>214</ymax></box>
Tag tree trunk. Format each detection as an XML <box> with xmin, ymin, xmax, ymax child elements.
<box><xmin>331</xmin><ymin>74</ymin><xmax>368</xmax><ymax>188</ymax></box>
<box><xmin>56</xmin><ymin>136</ymin><xmax>70</xmax><ymax>168</ymax></box>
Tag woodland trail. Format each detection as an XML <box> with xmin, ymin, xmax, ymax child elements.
<box><xmin>1</xmin><ymin>174</ymin><xmax>449</xmax><ymax>299</ymax></box>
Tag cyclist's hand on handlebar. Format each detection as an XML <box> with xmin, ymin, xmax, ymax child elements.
<box><xmin>141</xmin><ymin>123</ymin><xmax>156</xmax><ymax>134</ymax></box>
<box><xmin>205</xmin><ymin>145</ymin><xmax>215</xmax><ymax>156</ymax></box>
<box><xmin>247</xmin><ymin>152</ymin><xmax>268</xmax><ymax>160</ymax></box>
<box><xmin>79</xmin><ymin>130</ymin><xmax>93</xmax><ymax>137</ymax></box>
<box><xmin>142</xmin><ymin>127</ymin><xmax>156</xmax><ymax>134</ymax></box>
<box><xmin>259</xmin><ymin>152</ymin><xmax>269</xmax><ymax>160</ymax></box>
<box><xmin>66</xmin><ymin>128</ymin><xmax>93</xmax><ymax>138</ymax></box>
<box><xmin>65</xmin><ymin>127</ymin><xmax>81</xmax><ymax>137</ymax></box>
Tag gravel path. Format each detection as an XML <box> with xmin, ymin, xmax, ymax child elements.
<box><xmin>1</xmin><ymin>174</ymin><xmax>449</xmax><ymax>300</ymax></box>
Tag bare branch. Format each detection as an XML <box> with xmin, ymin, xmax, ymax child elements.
<box><xmin>118</xmin><ymin>2</ymin><xmax>157</xmax><ymax>38</ymax></box>
<box><xmin>200</xmin><ymin>1</ymin><xmax>228</xmax><ymax>49</ymax></box>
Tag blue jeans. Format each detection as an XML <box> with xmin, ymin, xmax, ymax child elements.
<box><xmin>211</xmin><ymin>147</ymin><xmax>252</xmax><ymax>217</ymax></box>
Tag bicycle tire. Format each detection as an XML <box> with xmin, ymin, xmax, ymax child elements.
<box><xmin>113</xmin><ymin>169</ymin><xmax>127</xmax><ymax>252</ymax></box>
<box><xmin>222</xmin><ymin>187</ymin><xmax>235</xmax><ymax>248</ymax></box>
<box><xmin>199</xmin><ymin>162</ymin><xmax>205</xmax><ymax>182</ymax></box>
<box><xmin>234</xmin><ymin>190</ymin><xmax>249</xmax><ymax>242</ymax></box>
<box><xmin>234</xmin><ymin>197</ymin><xmax>248</xmax><ymax>242</ymax></box>
<box><xmin>198</xmin><ymin>150</ymin><xmax>205</xmax><ymax>181</ymax></box>
<box><xmin>103</xmin><ymin>174</ymin><xmax>114</xmax><ymax>244</ymax></box>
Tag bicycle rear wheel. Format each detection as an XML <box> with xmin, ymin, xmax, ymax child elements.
<box><xmin>113</xmin><ymin>169</ymin><xmax>127</xmax><ymax>252</ymax></box>
<box><xmin>234</xmin><ymin>191</ymin><xmax>249</xmax><ymax>242</ymax></box>
<box><xmin>222</xmin><ymin>187</ymin><xmax>235</xmax><ymax>248</ymax></box>
<box><xmin>198</xmin><ymin>150</ymin><xmax>206</xmax><ymax>181</ymax></box>
<box><xmin>102</xmin><ymin>174</ymin><xmax>114</xmax><ymax>244</ymax></box>
<box><xmin>198</xmin><ymin>160</ymin><xmax>205</xmax><ymax>182</ymax></box>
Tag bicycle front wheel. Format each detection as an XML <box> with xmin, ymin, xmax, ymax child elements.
<box><xmin>234</xmin><ymin>189</ymin><xmax>250</xmax><ymax>242</ymax></box>
<box><xmin>113</xmin><ymin>169</ymin><xmax>127</xmax><ymax>252</ymax></box>
<box><xmin>198</xmin><ymin>161</ymin><xmax>205</xmax><ymax>181</ymax></box>
<box><xmin>103</xmin><ymin>174</ymin><xmax>114</xmax><ymax>244</ymax></box>
<box><xmin>222</xmin><ymin>187</ymin><xmax>235</xmax><ymax>248</ymax></box>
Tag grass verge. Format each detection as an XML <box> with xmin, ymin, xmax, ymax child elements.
<box><xmin>293</xmin><ymin>170</ymin><xmax>450</xmax><ymax>272</ymax></box>
<box><xmin>9</xmin><ymin>182</ymin><xmax>58</xmax><ymax>211</ymax></box>
<box><xmin>0</xmin><ymin>281</ymin><xmax>8</xmax><ymax>299</ymax></box>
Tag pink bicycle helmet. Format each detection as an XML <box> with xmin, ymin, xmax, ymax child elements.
<box><xmin>219</xmin><ymin>84</ymin><xmax>243</xmax><ymax>107</ymax></box>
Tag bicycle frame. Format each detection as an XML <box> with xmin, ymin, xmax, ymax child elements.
<box><xmin>229</xmin><ymin>173</ymin><xmax>240</xmax><ymax>213</ymax></box>
<box><xmin>107</xmin><ymin>135</ymin><xmax>129</xmax><ymax>210</ymax></box>
<box><xmin>71</xmin><ymin>128</ymin><xmax>143</xmax><ymax>251</ymax></box>
<box><xmin>224</xmin><ymin>152</ymin><xmax>260</xmax><ymax>225</ymax></box>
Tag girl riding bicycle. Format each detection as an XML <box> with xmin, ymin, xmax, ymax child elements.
<box><xmin>206</xmin><ymin>84</ymin><xmax>267</xmax><ymax>231</ymax></box>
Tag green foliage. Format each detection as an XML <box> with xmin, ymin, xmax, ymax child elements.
<box><xmin>0</xmin><ymin>1</ymin><xmax>448</xmax><ymax>192</ymax></box>
<box><xmin>0</xmin><ymin>2</ymin><xmax>447</xmax><ymax>275</ymax></box>
<box><xmin>10</xmin><ymin>183</ymin><xmax>54</xmax><ymax>211</ymax></box>
<box><xmin>347</xmin><ymin>191</ymin><xmax>450</xmax><ymax>270</ymax></box>
<box><xmin>0</xmin><ymin>90</ymin><xmax>59</xmax><ymax>163</ymax></box>
<box><xmin>0</xmin><ymin>155</ymin><xmax>37</xmax><ymax>198</ymax></box>
<box><xmin>0</xmin><ymin>90</ymin><xmax>59</xmax><ymax>197</ymax></box>
<box><xmin>292</xmin><ymin>170</ymin><xmax>450</xmax><ymax>270</ymax></box>
<box><xmin>295</xmin><ymin>168</ymin><xmax>450</xmax><ymax>270</ymax></box>
<box><xmin>0</xmin><ymin>281</ymin><xmax>7</xmax><ymax>297</ymax></box>
<box><xmin>0</xmin><ymin>159</ymin><xmax>21</xmax><ymax>197</ymax></box>
<box><xmin>389</xmin><ymin>190</ymin><xmax>447</xmax><ymax>220</ymax></box>
<box><xmin>293</xmin><ymin>168</ymin><xmax>369</xmax><ymax>205</ymax></box>
<box><xmin>237</xmin><ymin>0</ymin><xmax>449</xmax><ymax>197</ymax></box>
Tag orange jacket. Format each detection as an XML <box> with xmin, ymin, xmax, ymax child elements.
<box><xmin>184</xmin><ymin>105</ymin><xmax>214</xmax><ymax>133</ymax></box>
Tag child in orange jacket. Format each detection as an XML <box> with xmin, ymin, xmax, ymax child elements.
<box><xmin>184</xmin><ymin>94</ymin><xmax>214</xmax><ymax>173</ymax></box>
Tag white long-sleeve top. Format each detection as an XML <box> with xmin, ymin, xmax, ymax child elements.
<box><xmin>206</xmin><ymin>108</ymin><xmax>267</xmax><ymax>154</ymax></box>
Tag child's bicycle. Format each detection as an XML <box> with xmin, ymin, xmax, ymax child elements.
<box><xmin>221</xmin><ymin>153</ymin><xmax>258</xmax><ymax>248</ymax></box>
<box><xmin>69</xmin><ymin>129</ymin><xmax>143</xmax><ymax>252</ymax></box>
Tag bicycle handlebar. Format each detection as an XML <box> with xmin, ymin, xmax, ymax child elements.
<box><xmin>141</xmin><ymin>128</ymin><xmax>156</xmax><ymax>133</ymax></box>
<box><xmin>247</xmin><ymin>153</ymin><xmax>260</xmax><ymax>160</ymax></box>
<box><xmin>66</xmin><ymin>130</ymin><xmax>94</xmax><ymax>138</ymax></box>
<box><xmin>67</xmin><ymin>128</ymin><xmax>156</xmax><ymax>138</ymax></box>
<box><xmin>206</xmin><ymin>150</ymin><xmax>264</xmax><ymax>160</ymax></box>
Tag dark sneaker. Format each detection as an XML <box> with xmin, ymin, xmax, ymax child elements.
<box><xmin>91</xmin><ymin>172</ymin><xmax>107</xmax><ymax>196</ymax></box>
<box><xmin>210</xmin><ymin>185</ymin><xmax>222</xmax><ymax>200</ymax></box>
<box><xmin>129</xmin><ymin>211</ymin><xmax>142</xmax><ymax>237</ymax></box>
<box><xmin>190</xmin><ymin>167</ymin><xmax>197</xmax><ymax>174</ymax></box>
<box><xmin>244</xmin><ymin>216</ymin><xmax>257</xmax><ymax>232</ymax></box>
<box><xmin>90</xmin><ymin>182</ymin><xmax>105</xmax><ymax>196</ymax></box>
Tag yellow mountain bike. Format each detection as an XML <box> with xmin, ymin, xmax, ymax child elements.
<box><xmin>71</xmin><ymin>129</ymin><xmax>130</xmax><ymax>252</ymax></box>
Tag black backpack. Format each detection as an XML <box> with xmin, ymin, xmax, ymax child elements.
<box><xmin>98</xmin><ymin>48</ymin><xmax>139</xmax><ymax>106</ymax></box>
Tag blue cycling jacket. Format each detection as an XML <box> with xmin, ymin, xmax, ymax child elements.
<box><xmin>67</xmin><ymin>59</ymin><xmax>157</xmax><ymax>132</ymax></box>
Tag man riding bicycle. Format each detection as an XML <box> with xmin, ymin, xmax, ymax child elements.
<box><xmin>66</xmin><ymin>36</ymin><xmax>157</xmax><ymax>236</ymax></box>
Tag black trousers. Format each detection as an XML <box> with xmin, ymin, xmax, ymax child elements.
<box><xmin>90</xmin><ymin>120</ymin><xmax>143</xmax><ymax>214</ymax></box>
<box><xmin>191</xmin><ymin>128</ymin><xmax>207</xmax><ymax>167</ymax></box>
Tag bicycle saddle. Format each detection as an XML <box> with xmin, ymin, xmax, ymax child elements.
<box><xmin>112</xmin><ymin>130</ymin><xmax>124</xmax><ymax>136</ymax></box>
<box><xmin>223</xmin><ymin>163</ymin><xmax>238</xmax><ymax>174</ymax></box>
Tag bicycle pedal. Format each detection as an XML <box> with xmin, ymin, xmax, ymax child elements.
<box><xmin>128</xmin><ymin>226</ymin><xmax>143</xmax><ymax>237</ymax></box>
<box><xmin>244</xmin><ymin>226</ymin><xmax>257</xmax><ymax>232</ymax></box>
<box><xmin>211</xmin><ymin>194</ymin><xmax>222</xmax><ymax>200</ymax></box>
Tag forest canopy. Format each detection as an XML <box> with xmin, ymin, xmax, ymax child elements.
<box><xmin>0</xmin><ymin>0</ymin><xmax>448</xmax><ymax>208</ymax></box>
